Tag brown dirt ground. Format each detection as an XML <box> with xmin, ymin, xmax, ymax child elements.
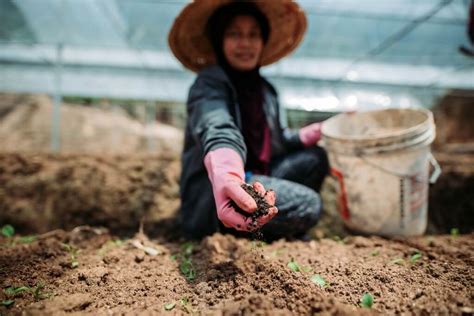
<box><xmin>0</xmin><ymin>229</ymin><xmax>472</xmax><ymax>315</ymax></box>
<box><xmin>1</xmin><ymin>92</ymin><xmax>473</xmax><ymax>315</ymax></box>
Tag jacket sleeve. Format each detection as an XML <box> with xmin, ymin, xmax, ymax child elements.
<box><xmin>187</xmin><ymin>75</ymin><xmax>247</xmax><ymax>161</ymax></box>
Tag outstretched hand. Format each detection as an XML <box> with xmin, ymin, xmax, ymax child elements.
<box><xmin>218</xmin><ymin>180</ymin><xmax>278</xmax><ymax>231</ymax></box>
<box><xmin>204</xmin><ymin>147</ymin><xmax>278</xmax><ymax>232</ymax></box>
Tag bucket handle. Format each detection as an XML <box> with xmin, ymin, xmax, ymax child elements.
<box><xmin>358</xmin><ymin>152</ymin><xmax>442</xmax><ymax>184</ymax></box>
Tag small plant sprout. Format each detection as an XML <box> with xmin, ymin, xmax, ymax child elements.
<box><xmin>1</xmin><ymin>224</ymin><xmax>15</xmax><ymax>238</ymax></box>
<box><xmin>2</xmin><ymin>300</ymin><xmax>14</xmax><ymax>307</ymax></box>
<box><xmin>450</xmin><ymin>228</ymin><xmax>459</xmax><ymax>238</ymax></box>
<box><xmin>32</xmin><ymin>283</ymin><xmax>49</xmax><ymax>301</ymax></box>
<box><xmin>311</xmin><ymin>274</ymin><xmax>327</xmax><ymax>288</ymax></box>
<box><xmin>97</xmin><ymin>239</ymin><xmax>123</xmax><ymax>256</ymax></box>
<box><xmin>287</xmin><ymin>258</ymin><xmax>300</xmax><ymax>272</ymax></box>
<box><xmin>164</xmin><ymin>302</ymin><xmax>176</xmax><ymax>311</ymax></box>
<box><xmin>269</xmin><ymin>248</ymin><xmax>286</xmax><ymax>257</ymax></box>
<box><xmin>177</xmin><ymin>242</ymin><xmax>196</xmax><ymax>281</ymax></box>
<box><xmin>390</xmin><ymin>257</ymin><xmax>406</xmax><ymax>266</ymax></box>
<box><xmin>410</xmin><ymin>252</ymin><xmax>422</xmax><ymax>264</ymax></box>
<box><xmin>18</xmin><ymin>235</ymin><xmax>37</xmax><ymax>244</ymax></box>
<box><xmin>180</xmin><ymin>297</ymin><xmax>188</xmax><ymax>305</ymax></box>
<box><xmin>3</xmin><ymin>283</ymin><xmax>50</xmax><ymax>302</ymax></box>
<box><xmin>62</xmin><ymin>243</ymin><xmax>80</xmax><ymax>268</ymax></box>
<box><xmin>360</xmin><ymin>292</ymin><xmax>374</xmax><ymax>308</ymax></box>
<box><xmin>370</xmin><ymin>249</ymin><xmax>380</xmax><ymax>257</ymax></box>
<box><xmin>180</xmin><ymin>296</ymin><xmax>197</xmax><ymax>313</ymax></box>
<box><xmin>4</xmin><ymin>286</ymin><xmax>30</xmax><ymax>297</ymax></box>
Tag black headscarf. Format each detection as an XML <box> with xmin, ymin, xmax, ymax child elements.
<box><xmin>206</xmin><ymin>2</ymin><xmax>271</xmax><ymax>174</ymax></box>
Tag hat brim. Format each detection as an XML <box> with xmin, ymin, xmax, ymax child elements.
<box><xmin>168</xmin><ymin>0</ymin><xmax>307</xmax><ymax>72</ymax></box>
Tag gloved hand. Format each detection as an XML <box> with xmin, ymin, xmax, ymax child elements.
<box><xmin>204</xmin><ymin>147</ymin><xmax>278</xmax><ymax>231</ymax></box>
<box><xmin>299</xmin><ymin>122</ymin><xmax>322</xmax><ymax>147</ymax></box>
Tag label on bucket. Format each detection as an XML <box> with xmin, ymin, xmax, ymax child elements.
<box><xmin>399</xmin><ymin>172</ymin><xmax>428</xmax><ymax>230</ymax></box>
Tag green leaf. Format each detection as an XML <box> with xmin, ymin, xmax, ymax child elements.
<box><xmin>360</xmin><ymin>293</ymin><xmax>374</xmax><ymax>308</ymax></box>
<box><xmin>2</xmin><ymin>300</ymin><xmax>14</xmax><ymax>307</ymax></box>
<box><xmin>181</xmin><ymin>242</ymin><xmax>194</xmax><ymax>256</ymax></box>
<box><xmin>1</xmin><ymin>225</ymin><xmax>15</xmax><ymax>238</ymax></box>
<box><xmin>390</xmin><ymin>258</ymin><xmax>405</xmax><ymax>265</ymax></box>
<box><xmin>450</xmin><ymin>228</ymin><xmax>459</xmax><ymax>238</ymax></box>
<box><xmin>410</xmin><ymin>252</ymin><xmax>422</xmax><ymax>263</ymax></box>
<box><xmin>287</xmin><ymin>258</ymin><xmax>300</xmax><ymax>272</ymax></box>
<box><xmin>164</xmin><ymin>302</ymin><xmax>176</xmax><ymax>311</ymax></box>
<box><xmin>301</xmin><ymin>266</ymin><xmax>313</xmax><ymax>273</ymax></box>
<box><xmin>19</xmin><ymin>235</ymin><xmax>37</xmax><ymax>244</ymax></box>
<box><xmin>311</xmin><ymin>274</ymin><xmax>327</xmax><ymax>288</ymax></box>
<box><xmin>33</xmin><ymin>283</ymin><xmax>49</xmax><ymax>300</ymax></box>
<box><xmin>180</xmin><ymin>297</ymin><xmax>188</xmax><ymax>306</ymax></box>
<box><xmin>4</xmin><ymin>286</ymin><xmax>30</xmax><ymax>296</ymax></box>
<box><xmin>71</xmin><ymin>261</ymin><xmax>79</xmax><ymax>268</ymax></box>
<box><xmin>370</xmin><ymin>249</ymin><xmax>380</xmax><ymax>256</ymax></box>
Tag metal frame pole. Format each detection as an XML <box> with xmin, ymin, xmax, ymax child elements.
<box><xmin>51</xmin><ymin>43</ymin><xmax>63</xmax><ymax>152</ymax></box>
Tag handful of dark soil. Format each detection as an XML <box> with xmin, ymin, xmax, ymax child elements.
<box><xmin>231</xmin><ymin>183</ymin><xmax>274</xmax><ymax>231</ymax></box>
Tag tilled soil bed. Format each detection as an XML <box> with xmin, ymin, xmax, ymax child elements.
<box><xmin>0</xmin><ymin>229</ymin><xmax>472</xmax><ymax>315</ymax></box>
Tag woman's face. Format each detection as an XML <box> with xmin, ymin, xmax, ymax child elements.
<box><xmin>222</xmin><ymin>15</ymin><xmax>264</xmax><ymax>71</ymax></box>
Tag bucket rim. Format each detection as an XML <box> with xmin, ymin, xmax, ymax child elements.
<box><xmin>321</xmin><ymin>108</ymin><xmax>433</xmax><ymax>143</ymax></box>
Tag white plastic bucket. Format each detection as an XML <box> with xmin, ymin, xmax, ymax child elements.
<box><xmin>321</xmin><ymin>108</ymin><xmax>441</xmax><ymax>236</ymax></box>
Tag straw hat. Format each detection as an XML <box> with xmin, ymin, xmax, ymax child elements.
<box><xmin>168</xmin><ymin>0</ymin><xmax>307</xmax><ymax>72</ymax></box>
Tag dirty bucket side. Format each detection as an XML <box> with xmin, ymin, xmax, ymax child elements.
<box><xmin>321</xmin><ymin>108</ymin><xmax>438</xmax><ymax>237</ymax></box>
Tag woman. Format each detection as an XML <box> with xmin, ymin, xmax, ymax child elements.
<box><xmin>169</xmin><ymin>1</ymin><xmax>329</xmax><ymax>240</ymax></box>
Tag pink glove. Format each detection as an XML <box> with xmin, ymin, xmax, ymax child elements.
<box><xmin>204</xmin><ymin>147</ymin><xmax>278</xmax><ymax>231</ymax></box>
<box><xmin>299</xmin><ymin>122</ymin><xmax>322</xmax><ymax>147</ymax></box>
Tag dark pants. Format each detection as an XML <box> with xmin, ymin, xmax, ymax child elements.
<box><xmin>181</xmin><ymin>146</ymin><xmax>329</xmax><ymax>240</ymax></box>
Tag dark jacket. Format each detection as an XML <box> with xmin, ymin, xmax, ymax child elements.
<box><xmin>179</xmin><ymin>65</ymin><xmax>304</xmax><ymax>238</ymax></box>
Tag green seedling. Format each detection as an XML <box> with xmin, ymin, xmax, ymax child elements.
<box><xmin>18</xmin><ymin>235</ymin><xmax>37</xmax><ymax>244</ymax></box>
<box><xmin>2</xmin><ymin>300</ymin><xmax>14</xmax><ymax>307</ymax></box>
<box><xmin>269</xmin><ymin>248</ymin><xmax>286</xmax><ymax>257</ymax></box>
<box><xmin>311</xmin><ymin>274</ymin><xmax>327</xmax><ymax>288</ymax></box>
<box><xmin>4</xmin><ymin>286</ymin><xmax>30</xmax><ymax>297</ymax></box>
<box><xmin>1</xmin><ymin>225</ymin><xmax>15</xmax><ymax>237</ymax></box>
<box><xmin>181</xmin><ymin>242</ymin><xmax>193</xmax><ymax>256</ymax></box>
<box><xmin>410</xmin><ymin>252</ymin><xmax>422</xmax><ymax>263</ymax></box>
<box><xmin>287</xmin><ymin>258</ymin><xmax>300</xmax><ymax>272</ymax></box>
<box><xmin>32</xmin><ymin>283</ymin><xmax>49</xmax><ymax>301</ymax></box>
<box><xmin>164</xmin><ymin>302</ymin><xmax>176</xmax><ymax>311</ymax></box>
<box><xmin>370</xmin><ymin>249</ymin><xmax>380</xmax><ymax>257</ymax></box>
<box><xmin>97</xmin><ymin>239</ymin><xmax>123</xmax><ymax>256</ymax></box>
<box><xmin>301</xmin><ymin>266</ymin><xmax>313</xmax><ymax>273</ymax></box>
<box><xmin>180</xmin><ymin>296</ymin><xmax>197</xmax><ymax>314</ymax></box>
<box><xmin>450</xmin><ymin>228</ymin><xmax>459</xmax><ymax>238</ymax></box>
<box><xmin>62</xmin><ymin>243</ymin><xmax>80</xmax><ymax>268</ymax></box>
<box><xmin>360</xmin><ymin>292</ymin><xmax>374</xmax><ymax>308</ymax></box>
<box><xmin>4</xmin><ymin>283</ymin><xmax>49</xmax><ymax>302</ymax></box>
<box><xmin>390</xmin><ymin>257</ymin><xmax>406</xmax><ymax>266</ymax></box>
<box><xmin>180</xmin><ymin>259</ymin><xmax>196</xmax><ymax>281</ymax></box>
<box><xmin>176</xmin><ymin>242</ymin><xmax>196</xmax><ymax>281</ymax></box>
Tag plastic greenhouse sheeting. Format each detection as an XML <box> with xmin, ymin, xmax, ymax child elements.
<box><xmin>0</xmin><ymin>0</ymin><xmax>473</xmax><ymax>111</ymax></box>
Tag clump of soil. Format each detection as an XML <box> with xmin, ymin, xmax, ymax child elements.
<box><xmin>232</xmin><ymin>183</ymin><xmax>273</xmax><ymax>232</ymax></box>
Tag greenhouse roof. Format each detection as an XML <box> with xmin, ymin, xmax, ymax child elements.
<box><xmin>0</xmin><ymin>0</ymin><xmax>473</xmax><ymax>111</ymax></box>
